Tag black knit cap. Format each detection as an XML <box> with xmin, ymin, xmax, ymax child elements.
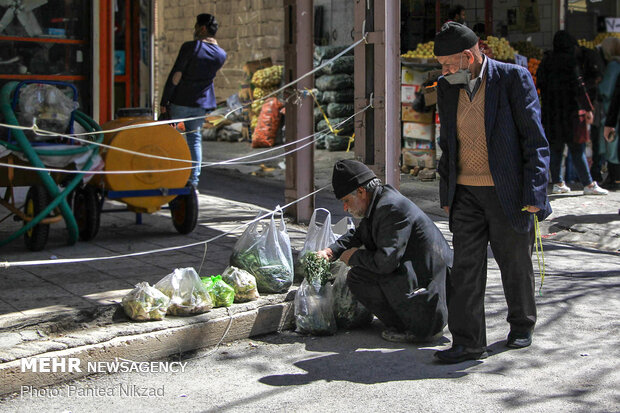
<box><xmin>433</xmin><ymin>22</ymin><xmax>478</xmax><ymax>57</ymax></box>
<box><xmin>332</xmin><ymin>160</ymin><xmax>376</xmax><ymax>199</ymax></box>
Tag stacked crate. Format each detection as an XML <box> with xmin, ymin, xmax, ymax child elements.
<box><xmin>400</xmin><ymin>65</ymin><xmax>436</xmax><ymax>171</ymax></box>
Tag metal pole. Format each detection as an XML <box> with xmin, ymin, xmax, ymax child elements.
<box><xmin>284</xmin><ymin>0</ymin><xmax>314</xmax><ymax>224</ymax></box>
<box><xmin>353</xmin><ymin>0</ymin><xmax>399</xmax><ymax>188</ymax></box>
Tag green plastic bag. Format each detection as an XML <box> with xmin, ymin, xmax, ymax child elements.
<box><xmin>201</xmin><ymin>275</ymin><xmax>235</xmax><ymax>307</ymax></box>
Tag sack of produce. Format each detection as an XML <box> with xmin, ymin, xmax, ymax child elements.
<box><xmin>296</xmin><ymin>209</ymin><xmax>338</xmax><ymax>280</ymax></box>
<box><xmin>325</xmin><ymin>134</ymin><xmax>352</xmax><ymax>152</ymax></box>
<box><xmin>122</xmin><ymin>282</ymin><xmax>170</xmax><ymax>321</ymax></box>
<box><xmin>230</xmin><ymin>211</ymin><xmax>294</xmax><ymax>293</ymax></box>
<box><xmin>317</xmin><ymin>118</ymin><xmax>354</xmax><ymax>135</ymax></box>
<box><xmin>322</xmin><ymin>56</ymin><xmax>355</xmax><ymax>75</ymax></box>
<box><xmin>320</xmin><ymin>89</ymin><xmax>354</xmax><ymax>104</ymax></box>
<box><xmin>315</xmin><ymin>134</ymin><xmax>326</xmax><ymax>149</ymax></box>
<box><xmin>252</xmin><ymin>97</ymin><xmax>284</xmax><ymax>148</ymax></box>
<box><xmin>315</xmin><ymin>74</ymin><xmax>354</xmax><ymax>92</ymax></box>
<box><xmin>314</xmin><ymin>45</ymin><xmax>353</xmax><ymax>63</ymax></box>
<box><xmin>201</xmin><ymin>275</ymin><xmax>235</xmax><ymax>307</ymax></box>
<box><xmin>330</xmin><ymin>261</ymin><xmax>373</xmax><ymax>329</ymax></box>
<box><xmin>326</xmin><ymin>103</ymin><xmax>354</xmax><ymax>118</ymax></box>
<box><xmin>251</xmin><ymin>65</ymin><xmax>283</xmax><ymax>89</ymax></box>
<box><xmin>252</xmin><ymin>86</ymin><xmax>278</xmax><ymax>100</ymax></box>
<box><xmin>221</xmin><ymin>266</ymin><xmax>260</xmax><ymax>302</ymax></box>
<box><xmin>295</xmin><ymin>278</ymin><xmax>337</xmax><ymax>336</ymax></box>
<box><xmin>314</xmin><ymin>106</ymin><xmax>327</xmax><ymax>124</ymax></box>
<box><xmin>154</xmin><ymin>268</ymin><xmax>213</xmax><ymax>315</ymax></box>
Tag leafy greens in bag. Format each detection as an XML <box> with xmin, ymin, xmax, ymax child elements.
<box><xmin>201</xmin><ymin>275</ymin><xmax>235</xmax><ymax>307</ymax></box>
<box><xmin>154</xmin><ymin>268</ymin><xmax>213</xmax><ymax>315</ymax></box>
<box><xmin>230</xmin><ymin>211</ymin><xmax>294</xmax><ymax>293</ymax></box>
<box><xmin>122</xmin><ymin>282</ymin><xmax>170</xmax><ymax>321</ymax></box>
<box><xmin>294</xmin><ymin>278</ymin><xmax>337</xmax><ymax>336</ymax></box>
<box><xmin>221</xmin><ymin>266</ymin><xmax>260</xmax><ymax>302</ymax></box>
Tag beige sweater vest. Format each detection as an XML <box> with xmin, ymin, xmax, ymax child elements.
<box><xmin>456</xmin><ymin>76</ymin><xmax>495</xmax><ymax>186</ymax></box>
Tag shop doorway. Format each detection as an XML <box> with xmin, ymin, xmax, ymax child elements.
<box><xmin>113</xmin><ymin>0</ymin><xmax>152</xmax><ymax>115</ymax></box>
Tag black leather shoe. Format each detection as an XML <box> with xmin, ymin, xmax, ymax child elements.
<box><xmin>434</xmin><ymin>345</ymin><xmax>488</xmax><ymax>364</ymax></box>
<box><xmin>506</xmin><ymin>331</ymin><xmax>532</xmax><ymax>349</ymax></box>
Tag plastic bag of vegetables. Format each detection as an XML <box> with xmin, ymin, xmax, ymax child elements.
<box><xmin>230</xmin><ymin>210</ymin><xmax>294</xmax><ymax>294</ymax></box>
<box><xmin>331</xmin><ymin>261</ymin><xmax>373</xmax><ymax>329</ymax></box>
<box><xmin>221</xmin><ymin>266</ymin><xmax>260</xmax><ymax>302</ymax></box>
<box><xmin>296</xmin><ymin>209</ymin><xmax>338</xmax><ymax>280</ymax></box>
<box><xmin>154</xmin><ymin>268</ymin><xmax>213</xmax><ymax>315</ymax></box>
<box><xmin>294</xmin><ymin>278</ymin><xmax>337</xmax><ymax>336</ymax></box>
<box><xmin>201</xmin><ymin>275</ymin><xmax>235</xmax><ymax>307</ymax></box>
<box><xmin>122</xmin><ymin>282</ymin><xmax>170</xmax><ymax>321</ymax></box>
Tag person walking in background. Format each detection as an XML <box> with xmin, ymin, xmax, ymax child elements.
<box><xmin>447</xmin><ymin>5</ymin><xmax>466</xmax><ymax>25</ymax></box>
<box><xmin>537</xmin><ymin>31</ymin><xmax>608</xmax><ymax>196</ymax></box>
<box><xmin>160</xmin><ymin>13</ymin><xmax>227</xmax><ymax>188</ymax></box>
<box><xmin>432</xmin><ymin>22</ymin><xmax>552</xmax><ymax>364</ymax></box>
<box><xmin>598</xmin><ymin>37</ymin><xmax>620</xmax><ymax>190</ymax></box>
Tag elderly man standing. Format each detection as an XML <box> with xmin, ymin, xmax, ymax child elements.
<box><xmin>433</xmin><ymin>22</ymin><xmax>552</xmax><ymax>363</ymax></box>
<box><xmin>317</xmin><ymin>160</ymin><xmax>452</xmax><ymax>343</ymax></box>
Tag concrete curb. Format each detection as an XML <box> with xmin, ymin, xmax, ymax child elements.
<box><xmin>0</xmin><ymin>294</ymin><xmax>296</xmax><ymax>396</ymax></box>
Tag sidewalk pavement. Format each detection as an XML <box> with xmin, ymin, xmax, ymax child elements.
<box><xmin>0</xmin><ymin>141</ymin><xmax>618</xmax><ymax>395</ymax></box>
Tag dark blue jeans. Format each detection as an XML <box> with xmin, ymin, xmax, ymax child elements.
<box><xmin>170</xmin><ymin>104</ymin><xmax>207</xmax><ymax>186</ymax></box>
<box><xmin>550</xmin><ymin>141</ymin><xmax>593</xmax><ymax>186</ymax></box>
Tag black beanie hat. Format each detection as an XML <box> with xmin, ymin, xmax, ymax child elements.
<box><xmin>196</xmin><ymin>13</ymin><xmax>215</xmax><ymax>27</ymax></box>
<box><xmin>332</xmin><ymin>160</ymin><xmax>376</xmax><ymax>199</ymax></box>
<box><xmin>434</xmin><ymin>22</ymin><xmax>478</xmax><ymax>57</ymax></box>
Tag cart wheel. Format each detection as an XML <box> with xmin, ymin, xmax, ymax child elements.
<box><xmin>23</xmin><ymin>185</ymin><xmax>51</xmax><ymax>251</ymax></box>
<box><xmin>169</xmin><ymin>188</ymin><xmax>198</xmax><ymax>234</ymax></box>
<box><xmin>73</xmin><ymin>186</ymin><xmax>101</xmax><ymax>241</ymax></box>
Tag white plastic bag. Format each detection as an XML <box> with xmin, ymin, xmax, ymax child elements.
<box><xmin>221</xmin><ymin>266</ymin><xmax>260</xmax><ymax>302</ymax></box>
<box><xmin>154</xmin><ymin>267</ymin><xmax>213</xmax><ymax>315</ymax></box>
<box><xmin>18</xmin><ymin>84</ymin><xmax>78</xmax><ymax>140</ymax></box>
<box><xmin>330</xmin><ymin>261</ymin><xmax>373</xmax><ymax>329</ymax></box>
<box><xmin>294</xmin><ymin>278</ymin><xmax>337</xmax><ymax>336</ymax></box>
<box><xmin>230</xmin><ymin>210</ymin><xmax>294</xmax><ymax>293</ymax></box>
<box><xmin>297</xmin><ymin>209</ymin><xmax>338</xmax><ymax>279</ymax></box>
<box><xmin>121</xmin><ymin>282</ymin><xmax>170</xmax><ymax>321</ymax></box>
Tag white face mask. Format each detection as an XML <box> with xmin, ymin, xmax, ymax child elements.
<box><xmin>444</xmin><ymin>53</ymin><xmax>472</xmax><ymax>87</ymax></box>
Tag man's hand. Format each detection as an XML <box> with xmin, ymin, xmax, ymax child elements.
<box><xmin>160</xmin><ymin>105</ymin><xmax>167</xmax><ymax>114</ymax></box>
<box><xmin>316</xmin><ymin>248</ymin><xmax>333</xmax><ymax>261</ymax></box>
<box><xmin>442</xmin><ymin>206</ymin><xmax>449</xmax><ymax>215</ymax></box>
<box><xmin>339</xmin><ymin>248</ymin><xmax>358</xmax><ymax>266</ymax></box>
<box><xmin>604</xmin><ymin>126</ymin><xmax>616</xmax><ymax>142</ymax></box>
<box><xmin>523</xmin><ymin>205</ymin><xmax>540</xmax><ymax>213</ymax></box>
<box><xmin>586</xmin><ymin>111</ymin><xmax>594</xmax><ymax>125</ymax></box>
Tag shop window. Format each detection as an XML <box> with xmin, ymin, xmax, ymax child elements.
<box><xmin>0</xmin><ymin>0</ymin><xmax>92</xmax><ymax>113</ymax></box>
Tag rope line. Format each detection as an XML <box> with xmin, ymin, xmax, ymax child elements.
<box><xmin>0</xmin><ymin>105</ymin><xmax>371</xmax><ymax>174</ymax></box>
<box><xmin>0</xmin><ymin>34</ymin><xmax>366</xmax><ymax>141</ymax></box>
<box><xmin>0</xmin><ymin>184</ymin><xmax>331</xmax><ymax>269</ymax></box>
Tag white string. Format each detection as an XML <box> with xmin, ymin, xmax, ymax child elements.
<box><xmin>0</xmin><ymin>34</ymin><xmax>366</xmax><ymax>142</ymax></box>
<box><xmin>0</xmin><ymin>184</ymin><xmax>331</xmax><ymax>269</ymax></box>
<box><xmin>0</xmin><ymin>105</ymin><xmax>370</xmax><ymax>174</ymax></box>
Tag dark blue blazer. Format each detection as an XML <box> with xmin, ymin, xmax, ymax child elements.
<box><xmin>437</xmin><ymin>58</ymin><xmax>552</xmax><ymax>233</ymax></box>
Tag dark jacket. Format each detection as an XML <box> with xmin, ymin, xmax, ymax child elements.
<box><xmin>605</xmin><ymin>72</ymin><xmax>620</xmax><ymax>127</ymax></box>
<box><xmin>161</xmin><ymin>40</ymin><xmax>227</xmax><ymax>110</ymax></box>
<box><xmin>537</xmin><ymin>31</ymin><xmax>594</xmax><ymax>145</ymax></box>
<box><xmin>437</xmin><ymin>57</ymin><xmax>552</xmax><ymax>233</ymax></box>
<box><xmin>329</xmin><ymin>185</ymin><xmax>452</xmax><ymax>297</ymax></box>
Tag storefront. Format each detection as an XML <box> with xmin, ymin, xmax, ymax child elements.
<box><xmin>399</xmin><ymin>0</ymin><xmax>620</xmax><ymax>173</ymax></box>
<box><xmin>0</xmin><ymin>0</ymin><xmax>153</xmax><ymax>125</ymax></box>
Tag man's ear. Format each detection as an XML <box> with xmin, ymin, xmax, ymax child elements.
<box><xmin>464</xmin><ymin>49</ymin><xmax>475</xmax><ymax>65</ymax></box>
